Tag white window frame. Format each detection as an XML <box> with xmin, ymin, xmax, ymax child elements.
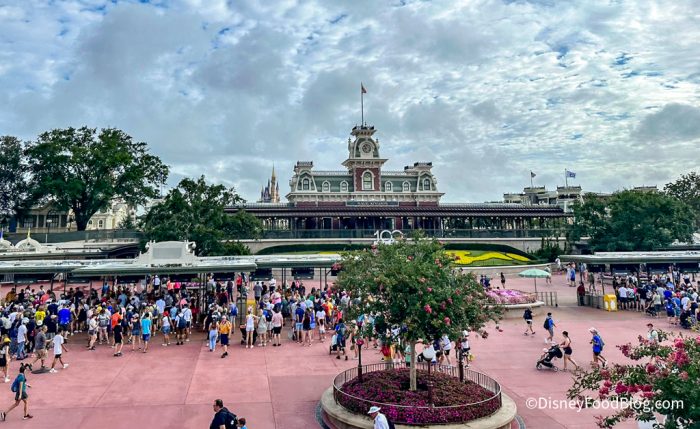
<box><xmin>322</xmin><ymin>181</ymin><xmax>331</xmax><ymax>192</ymax></box>
<box><xmin>423</xmin><ymin>178</ymin><xmax>431</xmax><ymax>191</ymax></box>
<box><xmin>302</xmin><ymin>178</ymin><xmax>310</xmax><ymax>191</ymax></box>
<box><xmin>402</xmin><ymin>181</ymin><xmax>410</xmax><ymax>192</ymax></box>
<box><xmin>362</xmin><ymin>171</ymin><xmax>374</xmax><ymax>191</ymax></box>
<box><xmin>97</xmin><ymin>219</ymin><xmax>104</xmax><ymax>229</ymax></box>
<box><xmin>385</xmin><ymin>182</ymin><xmax>392</xmax><ymax>192</ymax></box>
<box><xmin>340</xmin><ymin>181</ymin><xmax>349</xmax><ymax>192</ymax></box>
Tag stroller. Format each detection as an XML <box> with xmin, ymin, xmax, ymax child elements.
<box><xmin>536</xmin><ymin>344</ymin><xmax>563</xmax><ymax>371</ymax></box>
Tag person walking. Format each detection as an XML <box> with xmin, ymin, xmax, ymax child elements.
<box><xmin>208</xmin><ymin>317</ymin><xmax>219</xmax><ymax>353</ymax></box>
<box><xmin>113</xmin><ymin>319</ymin><xmax>124</xmax><ymax>357</ymax></box>
<box><xmin>544</xmin><ymin>312</ymin><xmax>555</xmax><ymax>344</ymax></box>
<box><xmin>523</xmin><ymin>307</ymin><xmax>535</xmax><ymax>335</ymax></box>
<box><xmin>559</xmin><ymin>331</ymin><xmax>579</xmax><ymax>371</ymax></box>
<box><xmin>210</xmin><ymin>399</ymin><xmax>237</xmax><ymax>429</ymax></box>
<box><xmin>500</xmin><ymin>272</ymin><xmax>506</xmax><ymax>289</ymax></box>
<box><xmin>271</xmin><ymin>308</ymin><xmax>283</xmax><ymax>347</ymax></box>
<box><xmin>29</xmin><ymin>326</ymin><xmax>47</xmax><ymax>370</ymax></box>
<box><xmin>1</xmin><ymin>363</ymin><xmax>32</xmax><ymax>421</ymax></box>
<box><xmin>49</xmin><ymin>329</ymin><xmax>69</xmax><ymax>373</ymax></box>
<box><xmin>368</xmin><ymin>406</ymin><xmax>390</xmax><ymax>429</ymax></box>
<box><xmin>218</xmin><ymin>316</ymin><xmax>232</xmax><ymax>358</ymax></box>
<box><xmin>0</xmin><ymin>337</ymin><xmax>9</xmax><ymax>383</ymax></box>
<box><xmin>244</xmin><ymin>308</ymin><xmax>257</xmax><ymax>349</ymax></box>
<box><xmin>589</xmin><ymin>327</ymin><xmax>607</xmax><ymax>368</ymax></box>
<box><xmin>141</xmin><ymin>313</ymin><xmax>152</xmax><ymax>353</ymax></box>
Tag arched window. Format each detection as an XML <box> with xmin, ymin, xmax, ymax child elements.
<box><xmin>362</xmin><ymin>172</ymin><xmax>373</xmax><ymax>190</ymax></box>
<box><xmin>322</xmin><ymin>181</ymin><xmax>330</xmax><ymax>192</ymax></box>
<box><xmin>403</xmin><ymin>181</ymin><xmax>410</xmax><ymax>192</ymax></box>
<box><xmin>302</xmin><ymin>178</ymin><xmax>310</xmax><ymax>190</ymax></box>
<box><xmin>423</xmin><ymin>178</ymin><xmax>431</xmax><ymax>191</ymax></box>
<box><xmin>385</xmin><ymin>182</ymin><xmax>392</xmax><ymax>192</ymax></box>
<box><xmin>340</xmin><ymin>181</ymin><xmax>348</xmax><ymax>192</ymax></box>
<box><xmin>88</xmin><ymin>220</ymin><xmax>93</xmax><ymax>226</ymax></box>
<box><xmin>97</xmin><ymin>220</ymin><xmax>104</xmax><ymax>229</ymax></box>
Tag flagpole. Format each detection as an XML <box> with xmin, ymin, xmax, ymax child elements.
<box><xmin>530</xmin><ymin>172</ymin><xmax>533</xmax><ymax>189</ymax></box>
<box><xmin>361</xmin><ymin>84</ymin><xmax>364</xmax><ymax>126</ymax></box>
<box><xmin>565</xmin><ymin>169</ymin><xmax>568</xmax><ymax>188</ymax></box>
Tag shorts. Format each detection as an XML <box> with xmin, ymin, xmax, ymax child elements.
<box><xmin>548</xmin><ymin>328</ymin><xmax>554</xmax><ymax>336</ymax></box>
<box><xmin>295</xmin><ymin>323</ymin><xmax>303</xmax><ymax>331</ymax></box>
<box><xmin>59</xmin><ymin>323</ymin><xmax>69</xmax><ymax>332</ymax></box>
<box><xmin>246</xmin><ymin>326</ymin><xmax>254</xmax><ymax>332</ymax></box>
<box><xmin>220</xmin><ymin>334</ymin><xmax>229</xmax><ymax>346</ymax></box>
<box><xmin>525</xmin><ymin>320</ymin><xmax>532</xmax><ymax>325</ymax></box>
<box><xmin>114</xmin><ymin>334</ymin><xmax>123</xmax><ymax>344</ymax></box>
<box><xmin>593</xmin><ymin>350</ymin><xmax>601</xmax><ymax>356</ymax></box>
<box><xmin>310</xmin><ymin>322</ymin><xmax>316</xmax><ymax>329</ymax></box>
<box><xmin>461</xmin><ymin>348</ymin><xmax>470</xmax><ymax>355</ymax></box>
<box><xmin>319</xmin><ymin>326</ymin><xmax>326</xmax><ymax>334</ymax></box>
<box><xmin>142</xmin><ymin>334</ymin><xmax>150</xmax><ymax>342</ymax></box>
<box><xmin>14</xmin><ymin>391</ymin><xmax>27</xmax><ymax>401</ymax></box>
<box><xmin>162</xmin><ymin>326</ymin><xmax>170</xmax><ymax>334</ymax></box>
<box><xmin>273</xmin><ymin>326</ymin><xmax>282</xmax><ymax>334</ymax></box>
<box><xmin>0</xmin><ymin>358</ymin><xmax>6</xmax><ymax>367</ymax></box>
<box><xmin>564</xmin><ymin>347</ymin><xmax>572</xmax><ymax>355</ymax></box>
<box><xmin>666</xmin><ymin>310</ymin><xmax>675</xmax><ymax>317</ymax></box>
<box><xmin>186</xmin><ymin>321</ymin><xmax>192</xmax><ymax>328</ymax></box>
<box><xmin>88</xmin><ymin>330</ymin><xmax>96</xmax><ymax>336</ymax></box>
<box><xmin>54</xmin><ymin>353</ymin><xmax>62</xmax><ymax>359</ymax></box>
<box><xmin>132</xmin><ymin>330</ymin><xmax>141</xmax><ymax>336</ymax></box>
<box><xmin>36</xmin><ymin>349</ymin><xmax>47</xmax><ymax>359</ymax></box>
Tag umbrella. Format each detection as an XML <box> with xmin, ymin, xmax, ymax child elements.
<box><xmin>518</xmin><ymin>268</ymin><xmax>551</xmax><ymax>294</ymax></box>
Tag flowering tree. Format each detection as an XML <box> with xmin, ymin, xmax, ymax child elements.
<box><xmin>568</xmin><ymin>331</ymin><xmax>699</xmax><ymax>428</ymax></box>
<box><xmin>336</xmin><ymin>236</ymin><xmax>501</xmax><ymax>391</ymax></box>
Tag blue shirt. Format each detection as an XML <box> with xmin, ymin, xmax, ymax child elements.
<box><xmin>295</xmin><ymin>307</ymin><xmax>304</xmax><ymax>323</ymax></box>
<box><xmin>592</xmin><ymin>334</ymin><xmax>603</xmax><ymax>353</ymax></box>
<box><xmin>141</xmin><ymin>318</ymin><xmax>152</xmax><ymax>335</ymax></box>
<box><xmin>58</xmin><ymin>308</ymin><xmax>71</xmax><ymax>325</ymax></box>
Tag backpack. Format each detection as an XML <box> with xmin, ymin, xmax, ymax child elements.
<box><xmin>10</xmin><ymin>375</ymin><xmax>20</xmax><ymax>393</ymax></box>
<box><xmin>99</xmin><ymin>316</ymin><xmax>109</xmax><ymax>328</ymax></box>
<box><xmin>264</xmin><ymin>310</ymin><xmax>272</xmax><ymax>322</ymax></box>
<box><xmin>387</xmin><ymin>417</ymin><xmax>396</xmax><ymax>429</ymax></box>
<box><xmin>220</xmin><ymin>408</ymin><xmax>238</xmax><ymax>429</ymax></box>
<box><xmin>177</xmin><ymin>315</ymin><xmax>187</xmax><ymax>329</ymax></box>
<box><xmin>543</xmin><ymin>318</ymin><xmax>550</xmax><ymax>329</ymax></box>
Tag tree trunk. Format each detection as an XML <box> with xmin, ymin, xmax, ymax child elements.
<box><xmin>410</xmin><ymin>341</ymin><xmax>417</xmax><ymax>391</ymax></box>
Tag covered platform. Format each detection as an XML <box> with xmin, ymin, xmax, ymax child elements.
<box><xmin>560</xmin><ymin>250</ymin><xmax>700</xmax><ymax>275</ymax></box>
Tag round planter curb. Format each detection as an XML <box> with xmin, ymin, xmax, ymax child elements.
<box><xmin>320</xmin><ymin>386</ymin><xmax>517</xmax><ymax>429</ymax></box>
<box><xmin>498</xmin><ymin>301</ymin><xmax>545</xmax><ymax>319</ymax></box>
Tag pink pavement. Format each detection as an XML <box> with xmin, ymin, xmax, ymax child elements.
<box><xmin>0</xmin><ymin>274</ymin><xmax>682</xmax><ymax>429</ymax></box>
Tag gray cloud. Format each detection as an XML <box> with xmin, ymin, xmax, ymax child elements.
<box><xmin>1</xmin><ymin>0</ymin><xmax>699</xmax><ymax>204</ymax></box>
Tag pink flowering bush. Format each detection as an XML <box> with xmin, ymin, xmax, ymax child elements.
<box><xmin>486</xmin><ymin>289</ymin><xmax>536</xmax><ymax>305</ymax></box>
<box><xmin>338</xmin><ymin>368</ymin><xmax>500</xmax><ymax>424</ymax></box>
<box><xmin>568</xmin><ymin>330</ymin><xmax>700</xmax><ymax>428</ymax></box>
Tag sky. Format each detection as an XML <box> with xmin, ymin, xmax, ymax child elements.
<box><xmin>1</xmin><ymin>0</ymin><xmax>699</xmax><ymax>203</ymax></box>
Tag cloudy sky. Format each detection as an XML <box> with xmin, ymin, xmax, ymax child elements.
<box><xmin>1</xmin><ymin>0</ymin><xmax>699</xmax><ymax>203</ymax></box>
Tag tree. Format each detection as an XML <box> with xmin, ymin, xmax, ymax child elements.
<box><xmin>568</xmin><ymin>331</ymin><xmax>700</xmax><ymax>428</ymax></box>
<box><xmin>568</xmin><ymin>190</ymin><xmax>695</xmax><ymax>251</ymax></box>
<box><xmin>664</xmin><ymin>171</ymin><xmax>700</xmax><ymax>228</ymax></box>
<box><xmin>336</xmin><ymin>236</ymin><xmax>501</xmax><ymax>391</ymax></box>
<box><xmin>141</xmin><ymin>176</ymin><xmax>260</xmax><ymax>256</ymax></box>
<box><xmin>0</xmin><ymin>136</ymin><xmax>30</xmax><ymax>225</ymax></box>
<box><xmin>24</xmin><ymin>127</ymin><xmax>168</xmax><ymax>231</ymax></box>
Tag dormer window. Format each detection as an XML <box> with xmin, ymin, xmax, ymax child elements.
<box><xmin>322</xmin><ymin>181</ymin><xmax>330</xmax><ymax>192</ymax></box>
<box><xmin>385</xmin><ymin>182</ymin><xmax>392</xmax><ymax>192</ymax></box>
<box><xmin>423</xmin><ymin>178</ymin><xmax>431</xmax><ymax>191</ymax></box>
<box><xmin>340</xmin><ymin>181</ymin><xmax>348</xmax><ymax>192</ymax></box>
<box><xmin>302</xmin><ymin>178</ymin><xmax>310</xmax><ymax>190</ymax></box>
<box><xmin>362</xmin><ymin>172</ymin><xmax>373</xmax><ymax>190</ymax></box>
<box><xmin>403</xmin><ymin>181</ymin><xmax>410</xmax><ymax>192</ymax></box>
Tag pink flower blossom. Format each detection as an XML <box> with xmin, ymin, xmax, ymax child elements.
<box><xmin>603</xmin><ymin>380</ymin><xmax>612</xmax><ymax>388</ymax></box>
<box><xmin>444</xmin><ymin>317</ymin><xmax>451</xmax><ymax>326</ymax></box>
<box><xmin>447</xmin><ymin>298</ymin><xmax>453</xmax><ymax>305</ymax></box>
<box><xmin>614</xmin><ymin>383</ymin><xmax>628</xmax><ymax>394</ymax></box>
<box><xmin>598</xmin><ymin>387</ymin><xmax>609</xmax><ymax>397</ymax></box>
<box><xmin>674</xmin><ymin>338</ymin><xmax>685</xmax><ymax>349</ymax></box>
<box><xmin>679</xmin><ymin>371</ymin><xmax>689</xmax><ymax>381</ymax></box>
<box><xmin>407</xmin><ymin>255</ymin><xmax>414</xmax><ymax>261</ymax></box>
<box><xmin>424</xmin><ymin>304</ymin><xmax>432</xmax><ymax>314</ymax></box>
<box><xmin>645</xmin><ymin>364</ymin><xmax>656</xmax><ymax>374</ymax></box>
<box><xmin>642</xmin><ymin>391</ymin><xmax>655</xmax><ymax>399</ymax></box>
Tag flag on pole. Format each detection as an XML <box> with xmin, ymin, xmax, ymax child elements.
<box><xmin>361</xmin><ymin>83</ymin><xmax>367</xmax><ymax>94</ymax></box>
<box><xmin>530</xmin><ymin>171</ymin><xmax>536</xmax><ymax>178</ymax></box>
<box><xmin>566</xmin><ymin>170</ymin><xmax>576</xmax><ymax>178</ymax></box>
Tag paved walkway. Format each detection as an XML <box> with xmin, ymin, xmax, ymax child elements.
<box><xmin>0</xmin><ymin>273</ymin><xmax>678</xmax><ymax>428</ymax></box>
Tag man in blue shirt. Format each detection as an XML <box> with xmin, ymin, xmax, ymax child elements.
<box><xmin>140</xmin><ymin>313</ymin><xmax>152</xmax><ymax>353</ymax></box>
<box><xmin>57</xmin><ymin>305</ymin><xmax>71</xmax><ymax>335</ymax></box>
<box><xmin>295</xmin><ymin>306</ymin><xmax>304</xmax><ymax>344</ymax></box>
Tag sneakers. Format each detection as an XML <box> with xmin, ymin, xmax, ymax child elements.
<box><xmin>23</xmin><ymin>414</ymin><xmax>33</xmax><ymax>420</ymax></box>
<box><xmin>1</xmin><ymin>411</ymin><xmax>5</xmax><ymax>421</ymax></box>
<box><xmin>49</xmin><ymin>368</ymin><xmax>57</xmax><ymax>373</ymax></box>
<box><xmin>63</xmin><ymin>363</ymin><xmax>69</xmax><ymax>369</ymax></box>
<box><xmin>4</xmin><ymin>377</ymin><xmax>9</xmax><ymax>383</ymax></box>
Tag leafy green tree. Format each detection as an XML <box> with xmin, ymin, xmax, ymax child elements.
<box><xmin>664</xmin><ymin>171</ymin><xmax>700</xmax><ymax>228</ymax></box>
<box><xmin>225</xmin><ymin>209</ymin><xmax>263</xmax><ymax>239</ymax></box>
<box><xmin>0</xmin><ymin>136</ymin><xmax>30</xmax><ymax>224</ymax></box>
<box><xmin>568</xmin><ymin>190</ymin><xmax>695</xmax><ymax>251</ymax></box>
<box><xmin>141</xmin><ymin>176</ymin><xmax>260</xmax><ymax>256</ymax></box>
<box><xmin>336</xmin><ymin>236</ymin><xmax>501</xmax><ymax>391</ymax></box>
<box><xmin>24</xmin><ymin>127</ymin><xmax>168</xmax><ymax>231</ymax></box>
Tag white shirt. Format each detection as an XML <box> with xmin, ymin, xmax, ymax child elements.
<box><xmin>53</xmin><ymin>334</ymin><xmax>64</xmax><ymax>355</ymax></box>
<box><xmin>618</xmin><ymin>287</ymin><xmax>628</xmax><ymax>298</ymax></box>
<box><xmin>373</xmin><ymin>413</ymin><xmax>390</xmax><ymax>429</ymax></box>
<box><xmin>17</xmin><ymin>325</ymin><xmax>27</xmax><ymax>343</ymax></box>
<box><xmin>183</xmin><ymin>308</ymin><xmax>192</xmax><ymax>322</ymax></box>
<box><xmin>441</xmin><ymin>335</ymin><xmax>452</xmax><ymax>350</ymax></box>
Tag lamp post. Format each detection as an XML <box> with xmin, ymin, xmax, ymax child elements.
<box><xmin>356</xmin><ymin>338</ymin><xmax>365</xmax><ymax>382</ymax></box>
<box><xmin>45</xmin><ymin>218</ymin><xmax>52</xmax><ymax>243</ymax></box>
<box><xmin>422</xmin><ymin>345</ymin><xmax>436</xmax><ymax>406</ymax></box>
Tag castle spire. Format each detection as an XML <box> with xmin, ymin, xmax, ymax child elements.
<box><xmin>271</xmin><ymin>164</ymin><xmax>276</xmax><ymax>180</ymax></box>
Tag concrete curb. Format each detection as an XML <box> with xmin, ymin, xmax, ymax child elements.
<box><xmin>320</xmin><ymin>386</ymin><xmax>517</xmax><ymax>429</ymax></box>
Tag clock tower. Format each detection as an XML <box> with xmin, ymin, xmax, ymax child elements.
<box><xmin>342</xmin><ymin>125</ymin><xmax>387</xmax><ymax>192</ymax></box>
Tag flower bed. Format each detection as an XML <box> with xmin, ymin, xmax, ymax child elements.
<box><xmin>337</xmin><ymin>367</ymin><xmax>500</xmax><ymax>425</ymax></box>
<box><xmin>486</xmin><ymin>289</ymin><xmax>537</xmax><ymax>305</ymax></box>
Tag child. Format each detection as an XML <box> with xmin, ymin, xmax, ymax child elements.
<box><xmin>238</xmin><ymin>417</ymin><xmax>247</xmax><ymax>428</ymax></box>
<box><xmin>49</xmin><ymin>329</ymin><xmax>69</xmax><ymax>373</ymax></box>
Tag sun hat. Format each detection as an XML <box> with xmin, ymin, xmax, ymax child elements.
<box><xmin>2</xmin><ymin>338</ymin><xmax>8</xmax><ymax>343</ymax></box>
<box><xmin>588</xmin><ymin>327</ymin><xmax>597</xmax><ymax>333</ymax></box>
<box><xmin>368</xmin><ymin>406</ymin><xmax>381</xmax><ymax>414</ymax></box>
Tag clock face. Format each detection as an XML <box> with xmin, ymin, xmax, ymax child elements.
<box><xmin>361</xmin><ymin>143</ymin><xmax>372</xmax><ymax>153</ymax></box>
